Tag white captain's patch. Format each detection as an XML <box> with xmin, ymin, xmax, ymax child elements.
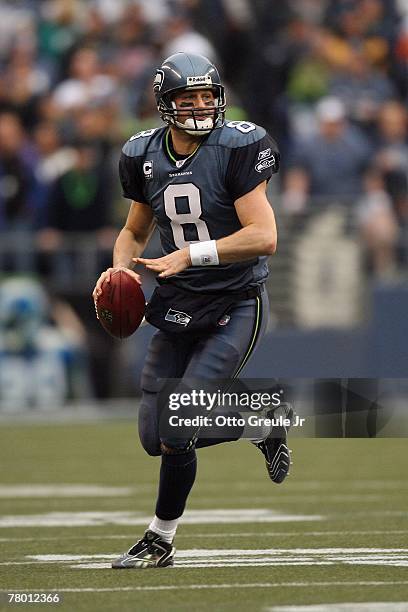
<box><xmin>143</xmin><ymin>160</ymin><xmax>153</xmax><ymax>179</ymax></box>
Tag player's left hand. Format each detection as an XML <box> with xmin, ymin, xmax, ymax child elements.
<box><xmin>134</xmin><ymin>248</ymin><xmax>191</xmax><ymax>278</ymax></box>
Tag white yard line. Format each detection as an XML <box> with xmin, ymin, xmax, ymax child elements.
<box><xmin>25</xmin><ymin>548</ymin><xmax>408</xmax><ymax>561</ymax></box>
<box><xmin>0</xmin><ymin>485</ymin><xmax>149</xmax><ymax>498</ymax></box>
<box><xmin>0</xmin><ymin>509</ymin><xmax>323</xmax><ymax>528</ymax></box>
<box><xmin>1</xmin><ymin>530</ymin><xmax>407</xmax><ymax>543</ymax></box>
<box><xmin>343</xmin><ymin>511</ymin><xmax>408</xmax><ymax>517</ymax></box>
<box><xmin>1</xmin><ymin>548</ymin><xmax>407</xmax><ymax>569</ymax></box>
<box><xmin>212</xmin><ymin>495</ymin><xmax>388</xmax><ymax>504</ymax></box>
<box><xmin>260</xmin><ymin>480</ymin><xmax>407</xmax><ymax>491</ymax></box>
<box><xmin>0</xmin><ymin>480</ymin><xmax>404</xmax><ymax>497</ymax></box>
<box><xmin>265</xmin><ymin>604</ymin><xmax>408</xmax><ymax>612</ymax></box>
<box><xmin>2</xmin><ymin>582</ymin><xmax>408</xmax><ymax>593</ymax></box>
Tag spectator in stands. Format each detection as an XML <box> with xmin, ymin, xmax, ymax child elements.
<box><xmin>0</xmin><ymin>112</ymin><xmax>36</xmax><ymax>230</ymax></box>
<box><xmin>0</xmin><ymin>2</ymin><xmax>36</xmax><ymax>64</ymax></box>
<box><xmin>77</xmin><ymin>5</ymin><xmax>114</xmax><ymax>53</ymax></box>
<box><xmin>285</xmin><ymin>20</ymin><xmax>331</xmax><ymax>107</ymax></box>
<box><xmin>37</xmin><ymin>139</ymin><xmax>115</xmax><ymax>280</ymax></box>
<box><xmin>2</xmin><ymin>44</ymin><xmax>50</xmax><ymax>130</ymax></box>
<box><xmin>52</xmin><ymin>46</ymin><xmax>117</xmax><ymax>115</ymax></box>
<box><xmin>161</xmin><ymin>9</ymin><xmax>217</xmax><ymax>61</ymax></box>
<box><xmin>36</xmin><ymin>0</ymin><xmax>84</xmax><ymax>82</ymax></box>
<box><xmin>283</xmin><ymin>96</ymin><xmax>373</xmax><ymax>209</ymax></box>
<box><xmin>43</xmin><ymin>140</ymin><xmax>112</xmax><ymax>231</ymax></box>
<box><xmin>356</xmin><ymin>169</ymin><xmax>399</xmax><ymax>277</ymax></box>
<box><xmin>111</xmin><ymin>3</ymin><xmax>157</xmax><ymax>118</ymax></box>
<box><xmin>72</xmin><ymin>104</ymin><xmax>123</xmax><ymax>224</ymax></box>
<box><xmin>280</xmin><ymin>167</ymin><xmax>310</xmax><ymax>215</ymax></box>
<box><xmin>327</xmin><ymin>48</ymin><xmax>396</xmax><ymax>130</ymax></box>
<box><xmin>373</xmin><ymin>100</ymin><xmax>408</xmax><ymax>221</ymax></box>
<box><xmin>372</xmin><ymin>100</ymin><xmax>408</xmax><ymax>266</ymax></box>
<box><xmin>243</xmin><ymin>7</ymin><xmax>302</xmax><ymax>151</ymax></box>
<box><xmin>31</xmin><ymin>120</ymin><xmax>77</xmax><ymax>228</ymax></box>
<box><xmin>323</xmin><ymin>0</ymin><xmax>398</xmax><ymax>70</ymax></box>
<box><xmin>357</xmin><ymin>0</ymin><xmax>400</xmax><ymax>43</ymax></box>
<box><xmin>394</xmin><ymin>8</ymin><xmax>408</xmax><ymax>98</ymax></box>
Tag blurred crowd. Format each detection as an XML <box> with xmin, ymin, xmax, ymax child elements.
<box><xmin>0</xmin><ymin>0</ymin><xmax>407</xmax><ymax>405</ymax></box>
<box><xmin>0</xmin><ymin>0</ymin><xmax>407</xmax><ymax>282</ymax></box>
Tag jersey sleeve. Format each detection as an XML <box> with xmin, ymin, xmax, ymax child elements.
<box><xmin>225</xmin><ymin>133</ymin><xmax>280</xmax><ymax>201</ymax></box>
<box><xmin>118</xmin><ymin>151</ymin><xmax>147</xmax><ymax>204</ymax></box>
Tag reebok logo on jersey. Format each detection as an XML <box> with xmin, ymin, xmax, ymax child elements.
<box><xmin>165</xmin><ymin>309</ymin><xmax>191</xmax><ymax>326</ymax></box>
<box><xmin>258</xmin><ymin>148</ymin><xmax>271</xmax><ymax>160</ymax></box>
<box><xmin>186</xmin><ymin>74</ymin><xmax>212</xmax><ymax>86</ymax></box>
<box><xmin>255</xmin><ymin>155</ymin><xmax>275</xmax><ymax>173</ymax></box>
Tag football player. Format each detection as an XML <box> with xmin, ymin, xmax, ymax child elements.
<box><xmin>93</xmin><ymin>52</ymin><xmax>292</xmax><ymax>569</ymax></box>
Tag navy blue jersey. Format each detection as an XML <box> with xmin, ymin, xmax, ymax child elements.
<box><xmin>119</xmin><ymin>121</ymin><xmax>279</xmax><ymax>292</ymax></box>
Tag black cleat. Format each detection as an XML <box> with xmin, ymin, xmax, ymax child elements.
<box><xmin>111</xmin><ymin>530</ymin><xmax>175</xmax><ymax>569</ymax></box>
<box><xmin>254</xmin><ymin>404</ymin><xmax>293</xmax><ymax>484</ymax></box>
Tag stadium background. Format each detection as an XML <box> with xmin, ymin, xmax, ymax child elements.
<box><xmin>0</xmin><ymin>0</ymin><xmax>408</xmax><ymax>405</ymax></box>
<box><xmin>0</xmin><ymin>2</ymin><xmax>407</xmax><ymax>611</ymax></box>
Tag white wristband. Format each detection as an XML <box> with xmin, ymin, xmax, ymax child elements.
<box><xmin>189</xmin><ymin>240</ymin><xmax>219</xmax><ymax>266</ymax></box>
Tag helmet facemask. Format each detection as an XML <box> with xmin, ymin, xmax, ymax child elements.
<box><xmin>158</xmin><ymin>85</ymin><xmax>226</xmax><ymax>136</ymax></box>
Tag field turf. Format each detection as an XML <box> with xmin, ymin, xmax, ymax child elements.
<box><xmin>0</xmin><ymin>421</ymin><xmax>407</xmax><ymax>612</ymax></box>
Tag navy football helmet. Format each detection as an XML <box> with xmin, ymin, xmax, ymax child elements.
<box><xmin>153</xmin><ymin>52</ymin><xmax>226</xmax><ymax>135</ymax></box>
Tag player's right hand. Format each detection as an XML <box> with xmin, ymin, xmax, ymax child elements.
<box><xmin>92</xmin><ymin>267</ymin><xmax>142</xmax><ymax>303</ymax></box>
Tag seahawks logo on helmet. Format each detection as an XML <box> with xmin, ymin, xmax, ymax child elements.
<box><xmin>153</xmin><ymin>70</ymin><xmax>164</xmax><ymax>92</ymax></box>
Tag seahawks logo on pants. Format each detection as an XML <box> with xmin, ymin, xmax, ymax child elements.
<box><xmin>165</xmin><ymin>309</ymin><xmax>192</xmax><ymax>326</ymax></box>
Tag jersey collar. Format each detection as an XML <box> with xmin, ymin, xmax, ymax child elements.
<box><xmin>164</xmin><ymin>129</ymin><xmax>204</xmax><ymax>168</ymax></box>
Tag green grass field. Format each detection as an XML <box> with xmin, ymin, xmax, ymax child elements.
<box><xmin>0</xmin><ymin>420</ymin><xmax>407</xmax><ymax>612</ymax></box>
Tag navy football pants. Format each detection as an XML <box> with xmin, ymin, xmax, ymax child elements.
<box><xmin>139</xmin><ymin>287</ymin><xmax>270</xmax><ymax>455</ymax></box>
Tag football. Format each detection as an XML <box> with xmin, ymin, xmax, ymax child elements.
<box><xmin>96</xmin><ymin>270</ymin><xmax>145</xmax><ymax>339</ymax></box>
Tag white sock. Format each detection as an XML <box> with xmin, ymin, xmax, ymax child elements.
<box><xmin>247</xmin><ymin>420</ymin><xmax>272</xmax><ymax>443</ymax></box>
<box><xmin>148</xmin><ymin>516</ymin><xmax>179</xmax><ymax>543</ymax></box>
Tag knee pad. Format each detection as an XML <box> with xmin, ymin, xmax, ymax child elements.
<box><xmin>138</xmin><ymin>427</ymin><xmax>161</xmax><ymax>456</ymax></box>
<box><xmin>138</xmin><ymin>391</ymin><xmax>161</xmax><ymax>456</ymax></box>
<box><xmin>141</xmin><ymin>332</ymin><xmax>189</xmax><ymax>392</ymax></box>
<box><xmin>186</xmin><ymin>338</ymin><xmax>241</xmax><ymax>379</ymax></box>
